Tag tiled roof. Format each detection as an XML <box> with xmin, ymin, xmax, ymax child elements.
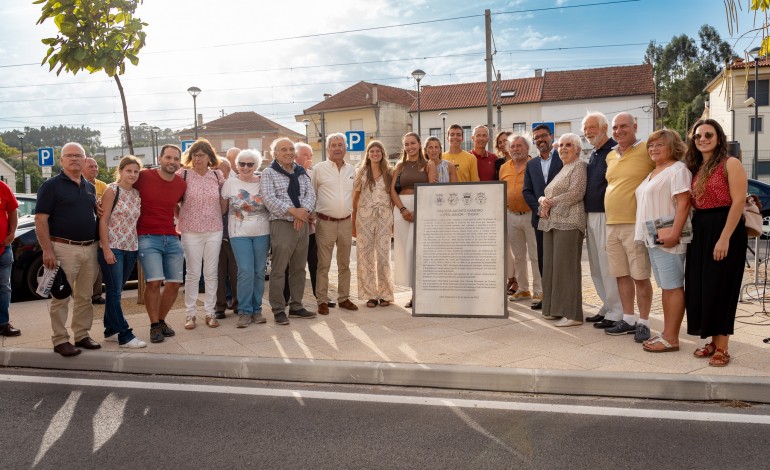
<box><xmin>409</xmin><ymin>77</ymin><xmax>543</xmax><ymax>112</ymax></box>
<box><xmin>178</xmin><ymin>111</ymin><xmax>303</xmax><ymax>138</ymax></box>
<box><xmin>726</xmin><ymin>57</ymin><xmax>770</xmax><ymax>69</ymax></box>
<box><xmin>303</xmin><ymin>81</ymin><xmax>416</xmax><ymax>113</ymax></box>
<box><xmin>541</xmin><ymin>64</ymin><xmax>653</xmax><ymax>102</ymax></box>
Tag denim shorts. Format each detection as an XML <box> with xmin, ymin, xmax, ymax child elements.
<box><xmin>647</xmin><ymin>247</ymin><xmax>685</xmax><ymax>290</ymax></box>
<box><xmin>138</xmin><ymin>235</ymin><xmax>184</xmax><ymax>283</ymax></box>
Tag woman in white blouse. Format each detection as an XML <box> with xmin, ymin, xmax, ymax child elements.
<box><xmin>634</xmin><ymin>129</ymin><xmax>692</xmax><ymax>353</ymax></box>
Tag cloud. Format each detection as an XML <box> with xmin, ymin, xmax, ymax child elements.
<box><xmin>519</xmin><ymin>26</ymin><xmax>563</xmax><ymax>49</ymax></box>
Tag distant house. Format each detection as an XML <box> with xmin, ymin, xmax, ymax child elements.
<box><xmin>705</xmin><ymin>57</ymin><xmax>770</xmax><ymax>179</ymax></box>
<box><xmin>296</xmin><ymin>81</ymin><xmax>416</xmax><ymax>163</ymax></box>
<box><xmin>0</xmin><ymin>158</ymin><xmax>17</xmax><ymax>192</ymax></box>
<box><xmin>413</xmin><ymin>64</ymin><xmax>655</xmax><ymax>157</ymax></box>
<box><xmin>178</xmin><ymin>111</ymin><xmax>306</xmax><ymax>161</ymax></box>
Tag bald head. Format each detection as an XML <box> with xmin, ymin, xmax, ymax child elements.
<box><xmin>226</xmin><ymin>147</ymin><xmax>240</xmax><ymax>175</ymax></box>
<box><xmin>84</xmin><ymin>156</ymin><xmax>99</xmax><ymax>182</ymax></box>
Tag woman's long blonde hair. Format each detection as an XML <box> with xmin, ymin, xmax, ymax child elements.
<box><xmin>360</xmin><ymin>140</ymin><xmax>392</xmax><ymax>191</ymax></box>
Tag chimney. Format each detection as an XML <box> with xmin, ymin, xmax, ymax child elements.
<box><xmin>372</xmin><ymin>85</ymin><xmax>378</xmax><ymax>104</ymax></box>
<box><xmin>534</xmin><ymin>69</ymin><xmax>542</xmax><ymax>77</ymax></box>
<box><xmin>323</xmin><ymin>93</ymin><xmax>332</xmax><ymax>100</ymax></box>
<box><xmin>197</xmin><ymin>113</ymin><xmax>203</xmax><ymax>126</ymax></box>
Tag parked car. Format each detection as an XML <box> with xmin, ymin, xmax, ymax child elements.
<box><xmin>748</xmin><ymin>179</ymin><xmax>770</xmax><ymax>218</ymax></box>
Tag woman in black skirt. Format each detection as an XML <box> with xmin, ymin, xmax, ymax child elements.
<box><xmin>684</xmin><ymin>119</ymin><xmax>747</xmax><ymax>367</ymax></box>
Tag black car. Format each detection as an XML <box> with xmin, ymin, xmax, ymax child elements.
<box><xmin>748</xmin><ymin>179</ymin><xmax>770</xmax><ymax>217</ymax></box>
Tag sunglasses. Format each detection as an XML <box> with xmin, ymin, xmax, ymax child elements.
<box><xmin>238</xmin><ymin>162</ymin><xmax>255</xmax><ymax>167</ymax></box>
<box><xmin>693</xmin><ymin>131</ymin><xmax>714</xmax><ymax>140</ymax></box>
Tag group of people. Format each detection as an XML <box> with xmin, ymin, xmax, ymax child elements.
<box><xmin>16</xmin><ymin>111</ymin><xmax>747</xmax><ymax>368</ymax></box>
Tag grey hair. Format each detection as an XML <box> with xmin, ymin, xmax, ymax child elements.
<box><xmin>613</xmin><ymin>112</ymin><xmax>636</xmax><ymax>125</ymax></box>
<box><xmin>236</xmin><ymin>148</ymin><xmax>263</xmax><ymax>168</ymax></box>
<box><xmin>509</xmin><ymin>134</ymin><xmax>530</xmax><ymax>150</ymax></box>
<box><xmin>559</xmin><ymin>133</ymin><xmax>583</xmax><ymax>154</ymax></box>
<box><xmin>269</xmin><ymin>137</ymin><xmax>294</xmax><ymax>155</ymax></box>
<box><xmin>582</xmin><ymin>111</ymin><xmax>608</xmax><ymax>130</ymax></box>
<box><xmin>326</xmin><ymin>132</ymin><xmax>347</xmax><ymax>148</ymax></box>
<box><xmin>472</xmin><ymin>124</ymin><xmax>489</xmax><ymax>135</ymax></box>
<box><xmin>294</xmin><ymin>142</ymin><xmax>312</xmax><ymax>153</ymax></box>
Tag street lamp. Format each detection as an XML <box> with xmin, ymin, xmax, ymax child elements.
<box><xmin>187</xmin><ymin>86</ymin><xmax>201</xmax><ymax>139</ymax></box>
<box><xmin>411</xmin><ymin>69</ymin><xmax>426</xmax><ymax>137</ymax></box>
<box><xmin>17</xmin><ymin>131</ymin><xmax>25</xmax><ymax>193</ymax></box>
<box><xmin>656</xmin><ymin>100</ymin><xmax>668</xmax><ymax>130</ymax></box>
<box><xmin>439</xmin><ymin>112</ymin><xmax>448</xmax><ymax>149</ymax></box>
<box><xmin>152</xmin><ymin>127</ymin><xmax>161</xmax><ymax>165</ymax></box>
<box><xmin>750</xmin><ymin>46</ymin><xmax>763</xmax><ymax>180</ymax></box>
<box><xmin>302</xmin><ymin>119</ymin><xmax>310</xmax><ymax>143</ymax></box>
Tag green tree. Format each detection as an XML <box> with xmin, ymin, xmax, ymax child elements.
<box><xmin>1</xmin><ymin>125</ymin><xmax>102</xmax><ymax>153</ymax></box>
<box><xmin>34</xmin><ymin>0</ymin><xmax>147</xmax><ymax>154</ymax></box>
<box><xmin>645</xmin><ymin>25</ymin><xmax>737</xmax><ymax>135</ymax></box>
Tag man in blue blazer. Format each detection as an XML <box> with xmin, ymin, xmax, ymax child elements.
<box><xmin>522</xmin><ymin>124</ymin><xmax>562</xmax><ymax>309</ymax></box>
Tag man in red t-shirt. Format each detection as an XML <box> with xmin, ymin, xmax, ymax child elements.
<box><xmin>470</xmin><ymin>125</ymin><xmax>498</xmax><ymax>181</ymax></box>
<box><xmin>133</xmin><ymin>144</ymin><xmax>186</xmax><ymax>343</ymax></box>
<box><xmin>0</xmin><ymin>181</ymin><xmax>19</xmax><ymax>336</ymax></box>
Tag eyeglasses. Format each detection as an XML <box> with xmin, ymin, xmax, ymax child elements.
<box><xmin>238</xmin><ymin>162</ymin><xmax>255</xmax><ymax>167</ymax></box>
<box><xmin>693</xmin><ymin>131</ymin><xmax>714</xmax><ymax>140</ymax></box>
<box><xmin>62</xmin><ymin>154</ymin><xmax>85</xmax><ymax>159</ymax></box>
<box><xmin>191</xmin><ymin>153</ymin><xmax>208</xmax><ymax>158</ymax></box>
<box><xmin>533</xmin><ymin>133</ymin><xmax>550</xmax><ymax>141</ymax></box>
<box><xmin>648</xmin><ymin>142</ymin><xmax>667</xmax><ymax>149</ymax></box>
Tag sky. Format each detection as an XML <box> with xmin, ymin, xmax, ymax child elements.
<box><xmin>0</xmin><ymin>0</ymin><xmax>764</xmax><ymax>148</ymax></box>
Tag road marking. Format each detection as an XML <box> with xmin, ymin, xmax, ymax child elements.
<box><xmin>2</xmin><ymin>374</ymin><xmax>768</xmax><ymax>425</ymax></box>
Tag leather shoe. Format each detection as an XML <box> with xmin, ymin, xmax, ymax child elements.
<box><xmin>54</xmin><ymin>342</ymin><xmax>81</xmax><ymax>357</ymax></box>
<box><xmin>531</xmin><ymin>301</ymin><xmax>542</xmax><ymax>310</ymax></box>
<box><xmin>338</xmin><ymin>299</ymin><xmax>359</xmax><ymax>311</ymax></box>
<box><xmin>318</xmin><ymin>303</ymin><xmax>329</xmax><ymax>315</ymax></box>
<box><xmin>91</xmin><ymin>296</ymin><xmax>106</xmax><ymax>305</ymax></box>
<box><xmin>594</xmin><ymin>319</ymin><xmax>617</xmax><ymax>329</ymax></box>
<box><xmin>586</xmin><ymin>313</ymin><xmax>605</xmax><ymax>323</ymax></box>
<box><xmin>328</xmin><ymin>302</ymin><xmax>337</xmax><ymax>308</ymax></box>
<box><xmin>74</xmin><ymin>337</ymin><xmax>102</xmax><ymax>350</ymax></box>
<box><xmin>0</xmin><ymin>322</ymin><xmax>21</xmax><ymax>337</ymax></box>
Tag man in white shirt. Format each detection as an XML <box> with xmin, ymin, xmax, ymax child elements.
<box><xmin>312</xmin><ymin>133</ymin><xmax>358</xmax><ymax>315</ymax></box>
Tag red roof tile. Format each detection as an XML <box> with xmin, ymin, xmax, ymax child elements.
<box><xmin>541</xmin><ymin>64</ymin><xmax>653</xmax><ymax>102</ymax></box>
<box><xmin>179</xmin><ymin>111</ymin><xmax>303</xmax><ymax>138</ymax></box>
<box><xmin>410</xmin><ymin>77</ymin><xmax>543</xmax><ymax>112</ymax></box>
<box><xmin>726</xmin><ymin>57</ymin><xmax>770</xmax><ymax>69</ymax></box>
<box><xmin>304</xmin><ymin>81</ymin><xmax>415</xmax><ymax>113</ymax></box>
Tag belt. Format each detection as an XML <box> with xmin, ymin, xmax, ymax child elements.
<box><xmin>507</xmin><ymin>210</ymin><xmax>529</xmax><ymax>215</ymax></box>
<box><xmin>50</xmin><ymin>236</ymin><xmax>96</xmax><ymax>246</ymax></box>
<box><xmin>317</xmin><ymin>212</ymin><xmax>351</xmax><ymax>222</ymax></box>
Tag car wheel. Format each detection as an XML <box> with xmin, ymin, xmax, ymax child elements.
<box><xmin>26</xmin><ymin>255</ymin><xmax>48</xmax><ymax>299</ymax></box>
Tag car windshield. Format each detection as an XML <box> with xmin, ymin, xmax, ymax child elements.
<box><xmin>15</xmin><ymin>195</ymin><xmax>36</xmax><ymax>217</ymax></box>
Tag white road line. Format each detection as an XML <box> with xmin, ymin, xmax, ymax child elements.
<box><xmin>2</xmin><ymin>374</ymin><xmax>768</xmax><ymax>425</ymax></box>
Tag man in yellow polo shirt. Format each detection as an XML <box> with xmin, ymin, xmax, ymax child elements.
<box><xmin>442</xmin><ymin>124</ymin><xmax>479</xmax><ymax>182</ymax></box>
<box><xmin>499</xmin><ymin>135</ymin><xmax>542</xmax><ymax>308</ymax></box>
<box><xmin>603</xmin><ymin>112</ymin><xmax>655</xmax><ymax>342</ymax></box>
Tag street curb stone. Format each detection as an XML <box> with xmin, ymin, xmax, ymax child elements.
<box><xmin>2</xmin><ymin>348</ymin><xmax>768</xmax><ymax>403</ymax></box>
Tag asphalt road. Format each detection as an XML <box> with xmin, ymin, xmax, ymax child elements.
<box><xmin>1</xmin><ymin>369</ymin><xmax>769</xmax><ymax>469</ymax></box>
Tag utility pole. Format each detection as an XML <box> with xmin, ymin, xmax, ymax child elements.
<box><xmin>485</xmin><ymin>9</ymin><xmax>494</xmax><ymax>151</ymax></box>
<box><xmin>496</xmin><ymin>70</ymin><xmax>502</xmax><ymax>134</ymax></box>
<box><xmin>320</xmin><ymin>112</ymin><xmax>327</xmax><ymax>161</ymax></box>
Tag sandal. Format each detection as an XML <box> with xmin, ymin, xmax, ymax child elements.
<box><xmin>405</xmin><ymin>299</ymin><xmax>413</xmax><ymax>308</ymax></box>
<box><xmin>642</xmin><ymin>336</ymin><xmax>679</xmax><ymax>353</ymax></box>
<box><xmin>693</xmin><ymin>342</ymin><xmax>717</xmax><ymax>358</ymax></box>
<box><xmin>507</xmin><ymin>277</ymin><xmax>518</xmax><ymax>295</ymax></box>
<box><xmin>366</xmin><ymin>299</ymin><xmax>378</xmax><ymax>308</ymax></box>
<box><xmin>708</xmin><ymin>348</ymin><xmax>730</xmax><ymax>367</ymax></box>
<box><xmin>378</xmin><ymin>299</ymin><xmax>390</xmax><ymax>307</ymax></box>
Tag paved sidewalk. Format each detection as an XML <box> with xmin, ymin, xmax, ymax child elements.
<box><xmin>2</xmin><ymin>256</ymin><xmax>770</xmax><ymax>402</ymax></box>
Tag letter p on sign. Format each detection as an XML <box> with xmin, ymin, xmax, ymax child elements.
<box><xmin>345</xmin><ymin>131</ymin><xmax>365</xmax><ymax>152</ymax></box>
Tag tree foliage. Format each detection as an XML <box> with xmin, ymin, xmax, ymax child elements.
<box><xmin>34</xmin><ymin>0</ymin><xmax>148</xmax><ymax>154</ymax></box>
<box><xmin>1</xmin><ymin>125</ymin><xmax>102</xmax><ymax>153</ymax></box>
<box><xmin>645</xmin><ymin>25</ymin><xmax>737</xmax><ymax>135</ymax></box>
<box><xmin>117</xmin><ymin>126</ymin><xmax>179</xmax><ymax>149</ymax></box>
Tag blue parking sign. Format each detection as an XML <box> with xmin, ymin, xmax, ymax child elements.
<box><xmin>38</xmin><ymin>147</ymin><xmax>55</xmax><ymax>166</ymax></box>
<box><xmin>345</xmin><ymin>131</ymin><xmax>365</xmax><ymax>152</ymax></box>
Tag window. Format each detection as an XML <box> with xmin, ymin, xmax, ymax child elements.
<box><xmin>221</xmin><ymin>139</ymin><xmax>235</xmax><ymax>152</ymax></box>
<box><xmin>350</xmin><ymin>119</ymin><xmax>363</xmax><ymax>130</ymax></box>
<box><xmin>512</xmin><ymin>122</ymin><xmax>527</xmax><ymax>135</ymax></box>
<box><xmin>462</xmin><ymin>126</ymin><xmax>472</xmax><ymax>151</ymax></box>
<box><xmin>429</xmin><ymin>128</ymin><xmax>442</xmax><ymax>138</ymax></box>
<box><xmin>247</xmin><ymin>138</ymin><xmax>262</xmax><ymax>151</ymax></box>
<box><xmin>748</xmin><ymin>79</ymin><xmax>769</xmax><ymax>107</ymax></box>
<box><xmin>751</xmin><ymin>116</ymin><xmax>764</xmax><ymax>133</ymax></box>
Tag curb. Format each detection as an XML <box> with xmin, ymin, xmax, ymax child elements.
<box><xmin>2</xmin><ymin>347</ymin><xmax>768</xmax><ymax>403</ymax></box>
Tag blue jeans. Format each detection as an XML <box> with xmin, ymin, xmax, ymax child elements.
<box><xmin>138</xmin><ymin>235</ymin><xmax>184</xmax><ymax>283</ymax></box>
<box><xmin>230</xmin><ymin>235</ymin><xmax>270</xmax><ymax>315</ymax></box>
<box><xmin>0</xmin><ymin>246</ymin><xmax>12</xmax><ymax>324</ymax></box>
<box><xmin>98</xmin><ymin>248</ymin><xmax>137</xmax><ymax>344</ymax></box>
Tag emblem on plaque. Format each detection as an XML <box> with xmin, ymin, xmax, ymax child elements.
<box><xmin>463</xmin><ymin>192</ymin><xmax>472</xmax><ymax>205</ymax></box>
<box><xmin>476</xmin><ymin>192</ymin><xmax>487</xmax><ymax>205</ymax></box>
<box><xmin>435</xmin><ymin>193</ymin><xmax>444</xmax><ymax>206</ymax></box>
<box><xmin>448</xmin><ymin>193</ymin><xmax>459</xmax><ymax>206</ymax></box>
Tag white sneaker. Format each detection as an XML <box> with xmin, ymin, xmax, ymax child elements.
<box><xmin>120</xmin><ymin>338</ymin><xmax>147</xmax><ymax>349</ymax></box>
<box><xmin>104</xmin><ymin>333</ymin><xmax>118</xmax><ymax>342</ymax></box>
<box><xmin>554</xmin><ymin>318</ymin><xmax>582</xmax><ymax>328</ymax></box>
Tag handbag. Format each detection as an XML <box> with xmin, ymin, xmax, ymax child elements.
<box><xmin>744</xmin><ymin>194</ymin><xmax>762</xmax><ymax>238</ymax></box>
<box><xmin>394</xmin><ymin>172</ymin><xmax>402</xmax><ymax>194</ymax></box>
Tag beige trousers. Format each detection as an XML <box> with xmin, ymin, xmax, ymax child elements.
<box><xmin>49</xmin><ymin>241</ymin><xmax>98</xmax><ymax>346</ymax></box>
<box><xmin>315</xmin><ymin>217</ymin><xmax>353</xmax><ymax>304</ymax></box>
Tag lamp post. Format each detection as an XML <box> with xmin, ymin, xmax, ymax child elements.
<box><xmin>411</xmin><ymin>69</ymin><xmax>426</xmax><ymax>137</ymax></box>
<box><xmin>439</xmin><ymin>112</ymin><xmax>448</xmax><ymax>149</ymax></box>
<box><xmin>750</xmin><ymin>46</ymin><xmax>762</xmax><ymax>180</ymax></box>
<box><xmin>187</xmin><ymin>86</ymin><xmax>201</xmax><ymax>139</ymax></box>
<box><xmin>152</xmin><ymin>126</ymin><xmax>161</xmax><ymax>165</ymax></box>
<box><xmin>302</xmin><ymin>119</ymin><xmax>310</xmax><ymax>143</ymax></box>
<box><xmin>17</xmin><ymin>131</ymin><xmax>25</xmax><ymax>193</ymax></box>
<box><xmin>656</xmin><ymin>100</ymin><xmax>668</xmax><ymax>130</ymax></box>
